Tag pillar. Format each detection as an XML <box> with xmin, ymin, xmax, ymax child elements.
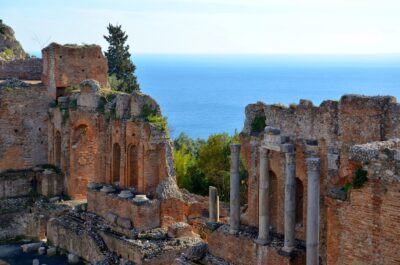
<box><xmin>256</xmin><ymin>146</ymin><xmax>270</xmax><ymax>244</ymax></box>
<box><xmin>209</xmin><ymin>186</ymin><xmax>219</xmax><ymax>223</ymax></box>
<box><xmin>306</xmin><ymin>157</ymin><xmax>320</xmax><ymax>265</ymax></box>
<box><xmin>229</xmin><ymin>144</ymin><xmax>241</xmax><ymax>234</ymax></box>
<box><xmin>282</xmin><ymin>144</ymin><xmax>296</xmax><ymax>253</ymax></box>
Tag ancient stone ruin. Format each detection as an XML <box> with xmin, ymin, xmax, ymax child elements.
<box><xmin>1</xmin><ymin>22</ymin><xmax>400</xmax><ymax>265</ymax></box>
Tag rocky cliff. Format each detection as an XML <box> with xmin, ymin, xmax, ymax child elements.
<box><xmin>0</xmin><ymin>20</ymin><xmax>27</xmax><ymax>62</ymax></box>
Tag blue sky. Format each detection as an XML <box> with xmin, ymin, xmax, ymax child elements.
<box><xmin>2</xmin><ymin>0</ymin><xmax>400</xmax><ymax>54</ymax></box>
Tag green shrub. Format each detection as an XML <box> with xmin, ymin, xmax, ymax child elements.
<box><xmin>251</xmin><ymin>115</ymin><xmax>266</xmax><ymax>133</ymax></box>
<box><xmin>343</xmin><ymin>168</ymin><xmax>368</xmax><ymax>192</ymax></box>
<box><xmin>96</xmin><ymin>97</ymin><xmax>107</xmax><ymax>113</ymax></box>
<box><xmin>352</xmin><ymin>169</ymin><xmax>368</xmax><ymax>189</ymax></box>
<box><xmin>148</xmin><ymin>114</ymin><xmax>168</xmax><ymax>133</ymax></box>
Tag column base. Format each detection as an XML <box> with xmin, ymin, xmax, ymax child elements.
<box><xmin>278</xmin><ymin>247</ymin><xmax>296</xmax><ymax>258</ymax></box>
<box><xmin>254</xmin><ymin>238</ymin><xmax>270</xmax><ymax>246</ymax></box>
<box><xmin>206</xmin><ymin>222</ymin><xmax>222</xmax><ymax>231</ymax></box>
<box><xmin>229</xmin><ymin>228</ymin><xmax>239</xmax><ymax>235</ymax></box>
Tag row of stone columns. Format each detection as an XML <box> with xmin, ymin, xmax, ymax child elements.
<box><xmin>225</xmin><ymin>143</ymin><xmax>320</xmax><ymax>265</ymax></box>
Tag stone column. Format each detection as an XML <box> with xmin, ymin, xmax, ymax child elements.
<box><xmin>209</xmin><ymin>186</ymin><xmax>219</xmax><ymax>223</ymax></box>
<box><xmin>229</xmin><ymin>144</ymin><xmax>241</xmax><ymax>234</ymax></box>
<box><xmin>256</xmin><ymin>146</ymin><xmax>270</xmax><ymax>244</ymax></box>
<box><xmin>306</xmin><ymin>157</ymin><xmax>321</xmax><ymax>265</ymax></box>
<box><xmin>282</xmin><ymin>144</ymin><xmax>296</xmax><ymax>253</ymax></box>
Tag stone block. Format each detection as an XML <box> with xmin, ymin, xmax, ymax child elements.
<box><xmin>105</xmin><ymin>212</ymin><xmax>118</xmax><ymax>225</ymax></box>
<box><xmin>21</xmin><ymin>242</ymin><xmax>42</xmax><ymax>253</ymax></box>
<box><xmin>47</xmin><ymin>247</ymin><xmax>57</xmax><ymax>256</ymax></box>
<box><xmin>328</xmin><ymin>153</ymin><xmax>339</xmax><ymax>170</ymax></box>
<box><xmin>67</xmin><ymin>253</ymin><xmax>80</xmax><ymax>264</ymax></box>
<box><xmin>116</xmin><ymin>217</ymin><xmax>133</xmax><ymax>229</ymax></box>
<box><xmin>168</xmin><ymin>222</ymin><xmax>195</xmax><ymax>238</ymax></box>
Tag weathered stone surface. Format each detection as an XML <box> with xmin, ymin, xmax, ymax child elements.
<box><xmin>167</xmin><ymin>222</ymin><xmax>195</xmax><ymax>238</ymax></box>
<box><xmin>42</xmin><ymin>42</ymin><xmax>108</xmax><ymax>98</ymax></box>
<box><xmin>0</xmin><ymin>83</ymin><xmax>50</xmax><ymax>172</ymax></box>
<box><xmin>21</xmin><ymin>242</ymin><xmax>42</xmax><ymax>253</ymax></box>
<box><xmin>67</xmin><ymin>253</ymin><xmax>80</xmax><ymax>264</ymax></box>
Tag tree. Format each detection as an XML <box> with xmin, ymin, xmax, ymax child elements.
<box><xmin>173</xmin><ymin>132</ymin><xmax>248</xmax><ymax>202</ymax></box>
<box><xmin>104</xmin><ymin>24</ymin><xmax>140</xmax><ymax>92</ymax></box>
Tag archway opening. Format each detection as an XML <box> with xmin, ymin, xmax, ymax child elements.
<box><xmin>128</xmin><ymin>144</ymin><xmax>138</xmax><ymax>188</ymax></box>
<box><xmin>295</xmin><ymin>177</ymin><xmax>304</xmax><ymax>225</ymax></box>
<box><xmin>269</xmin><ymin>170</ymin><xmax>278</xmax><ymax>230</ymax></box>
<box><xmin>112</xmin><ymin>143</ymin><xmax>121</xmax><ymax>184</ymax></box>
<box><xmin>54</xmin><ymin>131</ymin><xmax>61</xmax><ymax>167</ymax></box>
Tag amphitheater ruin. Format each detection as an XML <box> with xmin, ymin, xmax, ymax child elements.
<box><xmin>1</xmin><ymin>20</ymin><xmax>400</xmax><ymax>265</ymax></box>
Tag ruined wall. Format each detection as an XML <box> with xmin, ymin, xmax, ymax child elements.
<box><xmin>0</xmin><ymin>58</ymin><xmax>42</xmax><ymax>80</ymax></box>
<box><xmin>0</xmin><ymin>81</ymin><xmax>50</xmax><ymax>171</ymax></box>
<box><xmin>87</xmin><ymin>189</ymin><xmax>160</xmax><ymax>232</ymax></box>
<box><xmin>326</xmin><ymin>139</ymin><xmax>400</xmax><ymax>265</ymax></box>
<box><xmin>42</xmin><ymin>43</ymin><xmax>108</xmax><ymax>98</ymax></box>
<box><xmin>240</xmin><ymin>95</ymin><xmax>399</xmax><ymax>264</ymax></box>
<box><xmin>48</xmin><ymin>80</ymin><xmax>179</xmax><ymax>200</ymax></box>
<box><xmin>208</xmin><ymin>225</ymin><xmax>305</xmax><ymax>265</ymax></box>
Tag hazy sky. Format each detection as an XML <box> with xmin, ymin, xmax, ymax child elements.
<box><xmin>2</xmin><ymin>0</ymin><xmax>400</xmax><ymax>54</ymax></box>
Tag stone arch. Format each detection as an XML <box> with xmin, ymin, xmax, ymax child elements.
<box><xmin>54</xmin><ymin>131</ymin><xmax>61</xmax><ymax>167</ymax></box>
<box><xmin>127</xmin><ymin>144</ymin><xmax>139</xmax><ymax>188</ymax></box>
<box><xmin>295</xmin><ymin>177</ymin><xmax>304</xmax><ymax>225</ymax></box>
<box><xmin>112</xmin><ymin>143</ymin><xmax>121</xmax><ymax>184</ymax></box>
<box><xmin>269</xmin><ymin>170</ymin><xmax>278</xmax><ymax>231</ymax></box>
<box><xmin>70</xmin><ymin>124</ymin><xmax>96</xmax><ymax>198</ymax></box>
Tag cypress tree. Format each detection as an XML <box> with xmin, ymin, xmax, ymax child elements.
<box><xmin>104</xmin><ymin>23</ymin><xmax>140</xmax><ymax>92</ymax></box>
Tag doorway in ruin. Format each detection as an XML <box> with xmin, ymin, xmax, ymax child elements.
<box><xmin>128</xmin><ymin>144</ymin><xmax>139</xmax><ymax>188</ymax></box>
<box><xmin>54</xmin><ymin>131</ymin><xmax>61</xmax><ymax>167</ymax></box>
<box><xmin>269</xmin><ymin>170</ymin><xmax>278</xmax><ymax>231</ymax></box>
<box><xmin>70</xmin><ymin>124</ymin><xmax>96</xmax><ymax>199</ymax></box>
<box><xmin>112</xmin><ymin>143</ymin><xmax>121</xmax><ymax>185</ymax></box>
<box><xmin>295</xmin><ymin>177</ymin><xmax>304</xmax><ymax>225</ymax></box>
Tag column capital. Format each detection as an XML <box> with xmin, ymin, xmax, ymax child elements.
<box><xmin>230</xmin><ymin>144</ymin><xmax>241</xmax><ymax>154</ymax></box>
<box><xmin>259</xmin><ymin>146</ymin><xmax>268</xmax><ymax>156</ymax></box>
<box><xmin>282</xmin><ymin>143</ymin><xmax>295</xmax><ymax>153</ymax></box>
<box><xmin>306</xmin><ymin>157</ymin><xmax>320</xmax><ymax>171</ymax></box>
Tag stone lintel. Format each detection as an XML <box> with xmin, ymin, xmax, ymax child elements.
<box><xmin>264</xmin><ymin>126</ymin><xmax>281</xmax><ymax>135</ymax></box>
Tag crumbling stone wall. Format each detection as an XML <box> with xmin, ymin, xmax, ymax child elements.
<box><xmin>42</xmin><ymin>43</ymin><xmax>108</xmax><ymax>98</ymax></box>
<box><xmin>326</xmin><ymin>139</ymin><xmax>400</xmax><ymax>265</ymax></box>
<box><xmin>0</xmin><ymin>81</ymin><xmax>50</xmax><ymax>171</ymax></box>
<box><xmin>48</xmin><ymin>81</ymin><xmax>179</xmax><ymax>200</ymax></box>
<box><xmin>0</xmin><ymin>58</ymin><xmax>42</xmax><ymax>80</ymax></box>
<box><xmin>87</xmin><ymin>189</ymin><xmax>160</xmax><ymax>232</ymax></box>
<box><xmin>240</xmin><ymin>95</ymin><xmax>400</xmax><ymax>264</ymax></box>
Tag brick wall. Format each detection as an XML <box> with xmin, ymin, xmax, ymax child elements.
<box><xmin>0</xmin><ymin>83</ymin><xmax>50</xmax><ymax>171</ymax></box>
<box><xmin>0</xmin><ymin>58</ymin><xmax>42</xmax><ymax>80</ymax></box>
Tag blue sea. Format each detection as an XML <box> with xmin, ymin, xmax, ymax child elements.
<box><xmin>134</xmin><ymin>54</ymin><xmax>400</xmax><ymax>139</ymax></box>
<box><xmin>29</xmin><ymin>52</ymin><xmax>400</xmax><ymax>139</ymax></box>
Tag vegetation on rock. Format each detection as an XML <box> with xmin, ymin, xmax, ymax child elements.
<box><xmin>104</xmin><ymin>23</ymin><xmax>140</xmax><ymax>93</ymax></box>
<box><xmin>343</xmin><ymin>168</ymin><xmax>368</xmax><ymax>192</ymax></box>
<box><xmin>251</xmin><ymin>115</ymin><xmax>266</xmax><ymax>133</ymax></box>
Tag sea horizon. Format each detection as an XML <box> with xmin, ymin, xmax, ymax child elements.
<box><xmin>27</xmin><ymin>52</ymin><xmax>400</xmax><ymax>139</ymax></box>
